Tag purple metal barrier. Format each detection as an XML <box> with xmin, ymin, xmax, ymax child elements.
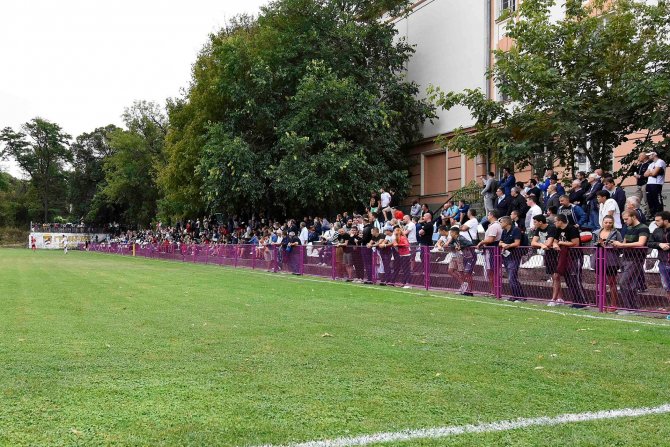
<box><xmin>81</xmin><ymin>242</ymin><xmax>669</xmax><ymax>315</ymax></box>
<box><xmin>603</xmin><ymin>246</ymin><xmax>670</xmax><ymax>314</ymax></box>
<box><xmin>499</xmin><ymin>246</ymin><xmax>597</xmax><ymax>308</ymax></box>
<box><xmin>426</xmin><ymin>245</ymin><xmax>496</xmax><ymax>297</ymax></box>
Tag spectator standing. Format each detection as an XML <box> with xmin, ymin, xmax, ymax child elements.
<box><xmin>446</xmin><ymin>225</ymin><xmax>476</xmax><ymax>296</ymax></box>
<box><xmin>553</xmin><ymin>214</ymin><xmax>588</xmax><ymax>307</ymax></box>
<box><xmin>612</xmin><ymin>210</ymin><xmax>649</xmax><ymax>311</ymax></box>
<box><xmin>525</xmin><ymin>195</ymin><xmax>543</xmax><ymax>232</ymax></box>
<box><xmin>584</xmin><ymin>173</ymin><xmax>604</xmax><ymax>230</ymax></box>
<box><xmin>632</xmin><ymin>153</ymin><xmax>651</xmax><ymax>216</ymax></box>
<box><xmin>508</xmin><ymin>187</ymin><xmax>529</xmax><ymax>221</ymax></box>
<box><xmin>568</xmin><ymin>179</ymin><xmax>585</xmax><ymax>208</ymax></box>
<box><xmin>558</xmin><ymin>195</ymin><xmax>588</xmax><ymax>228</ymax></box>
<box><xmin>530</xmin><ymin>215</ymin><xmax>561</xmax><ymax>303</ymax></box>
<box><xmin>499</xmin><ymin>216</ymin><xmax>526</xmax><ymax>301</ymax></box>
<box><xmin>460</xmin><ymin>209</ymin><xmax>479</xmax><ymax>244</ymax></box>
<box><xmin>500</xmin><ymin>168</ymin><xmax>516</xmax><ymax>196</ymax></box>
<box><xmin>644</xmin><ymin>151</ymin><xmax>666</xmax><ymax>216</ymax></box>
<box><xmin>410</xmin><ymin>200</ymin><xmax>421</xmax><ymax>219</ymax></box>
<box><xmin>526</xmin><ymin>179</ymin><xmax>543</xmax><ymax>209</ymax></box>
<box><xmin>403</xmin><ymin>215</ymin><xmax>418</xmax><ymax>245</ymax></box>
<box><xmin>380</xmin><ymin>188</ymin><xmax>392</xmax><ymax>221</ymax></box>
<box><xmin>603</xmin><ymin>177</ymin><xmax>627</xmax><ymax>212</ymax></box>
<box><xmin>595</xmin><ymin>215</ymin><xmax>623</xmax><ymax>311</ymax></box>
<box><xmin>369</xmin><ymin>192</ymin><xmax>379</xmax><ymax>213</ymax></box>
<box><xmin>417</xmin><ymin>213</ymin><xmax>434</xmax><ymax>247</ymax></box>
<box><xmin>545</xmin><ymin>185</ymin><xmax>561</xmax><ymax>211</ymax></box>
<box><xmin>648</xmin><ymin>211</ymin><xmax>670</xmax><ymax>298</ymax></box>
<box><xmin>494</xmin><ymin>188</ymin><xmax>512</xmax><ymax>218</ymax></box>
<box><xmin>481</xmin><ymin>172</ymin><xmax>497</xmax><ymax>214</ymax></box>
<box><xmin>577</xmin><ymin>171</ymin><xmax>589</xmax><ymax>192</ymax></box>
<box><xmin>391</xmin><ymin>227</ymin><xmax>412</xmax><ymax>288</ymax></box>
<box><xmin>597</xmin><ymin>190</ymin><xmax>622</xmax><ymax>230</ymax></box>
<box><xmin>361</xmin><ymin>218</ymin><xmax>375</xmax><ymax>283</ymax></box>
<box><xmin>476</xmin><ymin>210</ymin><xmax>503</xmax><ymax>293</ymax></box>
<box><xmin>299</xmin><ymin>222</ymin><xmax>309</xmax><ymax>245</ymax></box>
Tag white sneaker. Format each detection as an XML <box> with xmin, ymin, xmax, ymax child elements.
<box><xmin>556</xmin><ymin>298</ymin><xmax>565</xmax><ymax>306</ymax></box>
<box><xmin>402</xmin><ymin>285</ymin><xmax>411</xmax><ymax>289</ymax></box>
<box><xmin>547</xmin><ymin>301</ymin><xmax>558</xmax><ymax>307</ymax></box>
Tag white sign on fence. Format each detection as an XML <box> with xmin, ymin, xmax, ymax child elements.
<box><xmin>28</xmin><ymin>233</ymin><xmax>109</xmax><ymax>250</ymax></box>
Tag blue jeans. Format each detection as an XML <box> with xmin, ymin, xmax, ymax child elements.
<box><xmin>589</xmin><ymin>208</ymin><xmax>600</xmax><ymax>231</ymax></box>
<box><xmin>503</xmin><ymin>256</ymin><xmax>525</xmax><ymax>298</ymax></box>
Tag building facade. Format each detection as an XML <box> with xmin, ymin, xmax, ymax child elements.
<box><xmin>394</xmin><ymin>0</ymin><xmax>661</xmax><ymax>208</ymax></box>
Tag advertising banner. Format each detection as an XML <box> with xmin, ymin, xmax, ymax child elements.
<box><xmin>29</xmin><ymin>233</ymin><xmax>109</xmax><ymax>250</ymax></box>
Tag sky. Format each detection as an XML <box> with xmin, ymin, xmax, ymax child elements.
<box><xmin>0</xmin><ymin>0</ymin><xmax>269</xmax><ymax>177</ymax></box>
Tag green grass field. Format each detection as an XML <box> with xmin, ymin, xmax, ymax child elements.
<box><xmin>1</xmin><ymin>248</ymin><xmax>670</xmax><ymax>446</ymax></box>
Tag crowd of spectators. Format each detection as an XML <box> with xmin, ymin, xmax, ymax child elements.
<box><xmin>72</xmin><ymin>152</ymin><xmax>669</xmax><ymax>313</ymax></box>
<box><xmin>475</xmin><ymin>151</ymin><xmax>669</xmax><ymax>312</ymax></box>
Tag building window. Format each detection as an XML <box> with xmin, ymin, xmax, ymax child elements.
<box><xmin>497</xmin><ymin>75</ymin><xmax>511</xmax><ymax>103</ymax></box>
<box><xmin>498</xmin><ymin>0</ymin><xmax>516</xmax><ymax>16</ymax></box>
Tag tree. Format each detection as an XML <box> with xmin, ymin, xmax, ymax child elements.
<box><xmin>68</xmin><ymin>125</ymin><xmax>119</xmax><ymax>222</ymax></box>
<box><xmin>101</xmin><ymin>101</ymin><xmax>167</xmax><ymax>226</ymax></box>
<box><xmin>0</xmin><ymin>118</ymin><xmax>72</xmax><ymax>222</ymax></box>
<box><xmin>159</xmin><ymin>0</ymin><xmax>433</xmax><ymax>219</ymax></box>
<box><xmin>429</xmin><ymin>0</ymin><xmax>670</xmax><ymax>177</ymax></box>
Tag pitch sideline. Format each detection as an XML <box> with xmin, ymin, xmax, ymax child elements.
<box><xmin>250</xmin><ymin>403</ymin><xmax>670</xmax><ymax>447</ymax></box>
<box><xmin>83</xmin><ymin>250</ymin><xmax>670</xmax><ymax>328</ymax></box>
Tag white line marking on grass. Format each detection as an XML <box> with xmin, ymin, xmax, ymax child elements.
<box><xmin>252</xmin><ymin>403</ymin><xmax>670</xmax><ymax>447</ymax></box>
<box><xmin>86</xmin><ymin>252</ymin><xmax>670</xmax><ymax>328</ymax></box>
<box><xmin>238</xmin><ymin>269</ymin><xmax>670</xmax><ymax>328</ymax></box>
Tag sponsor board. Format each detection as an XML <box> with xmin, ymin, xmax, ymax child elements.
<box><xmin>29</xmin><ymin>233</ymin><xmax>109</xmax><ymax>250</ymax></box>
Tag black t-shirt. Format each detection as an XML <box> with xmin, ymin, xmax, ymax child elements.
<box><xmin>556</xmin><ymin>225</ymin><xmax>580</xmax><ymax>244</ymax></box>
<box><xmin>417</xmin><ymin>222</ymin><xmax>434</xmax><ymax>246</ymax></box>
<box><xmin>533</xmin><ymin>224</ymin><xmax>557</xmax><ymax>244</ymax></box>
<box><xmin>623</xmin><ymin>223</ymin><xmax>649</xmax><ymax>260</ymax></box>
<box><xmin>637</xmin><ymin>161</ymin><xmax>651</xmax><ymax>186</ymax></box>
<box><xmin>369</xmin><ymin>234</ymin><xmax>384</xmax><ymax>245</ymax></box>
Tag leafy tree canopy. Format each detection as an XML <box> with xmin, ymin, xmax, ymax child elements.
<box><xmin>160</xmin><ymin>0</ymin><xmax>434</xmax><ymax>219</ymax></box>
<box><xmin>0</xmin><ymin>118</ymin><xmax>72</xmax><ymax>222</ymax></box>
<box><xmin>430</xmin><ymin>0</ymin><xmax>670</xmax><ymax>177</ymax></box>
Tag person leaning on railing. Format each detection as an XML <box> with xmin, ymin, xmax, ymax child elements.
<box><xmin>594</xmin><ymin>215</ymin><xmax>623</xmax><ymax>311</ymax></box>
<box><xmin>499</xmin><ymin>216</ymin><xmax>526</xmax><ymax>301</ymax></box>
<box><xmin>648</xmin><ymin>211</ymin><xmax>670</xmax><ymax>298</ymax></box>
<box><xmin>553</xmin><ymin>214</ymin><xmax>588</xmax><ymax>308</ymax></box>
<box><xmin>610</xmin><ymin>210</ymin><xmax>649</xmax><ymax>311</ymax></box>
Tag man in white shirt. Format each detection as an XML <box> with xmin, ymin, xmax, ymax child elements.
<box><xmin>460</xmin><ymin>208</ymin><xmax>479</xmax><ymax>243</ymax></box>
<box><xmin>524</xmin><ymin>194</ymin><xmax>543</xmax><ymax>231</ymax></box>
<box><xmin>597</xmin><ymin>190</ymin><xmax>622</xmax><ymax>229</ymax></box>
<box><xmin>403</xmin><ymin>215</ymin><xmax>417</xmax><ymax>244</ymax></box>
<box><xmin>299</xmin><ymin>222</ymin><xmax>309</xmax><ymax>245</ymax></box>
<box><xmin>476</xmin><ymin>210</ymin><xmax>503</xmax><ymax>291</ymax></box>
<box><xmin>380</xmin><ymin>188</ymin><xmax>392</xmax><ymax>221</ymax></box>
<box><xmin>62</xmin><ymin>234</ymin><xmax>68</xmax><ymax>254</ymax></box>
<box><xmin>645</xmin><ymin>151</ymin><xmax>666</xmax><ymax>215</ymax></box>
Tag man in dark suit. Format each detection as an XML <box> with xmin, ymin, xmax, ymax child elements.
<box><xmin>603</xmin><ymin>177</ymin><xmax>626</xmax><ymax>213</ymax></box>
<box><xmin>545</xmin><ymin>184</ymin><xmax>561</xmax><ymax>211</ymax></box>
<box><xmin>495</xmin><ymin>187</ymin><xmax>512</xmax><ymax>217</ymax></box>
<box><xmin>583</xmin><ymin>173</ymin><xmax>603</xmax><ymax>230</ymax></box>
<box><xmin>568</xmin><ymin>179</ymin><xmax>586</xmax><ymax>208</ymax></box>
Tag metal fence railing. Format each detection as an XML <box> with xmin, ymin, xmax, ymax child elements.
<box><xmin>80</xmin><ymin>243</ymin><xmax>670</xmax><ymax>315</ymax></box>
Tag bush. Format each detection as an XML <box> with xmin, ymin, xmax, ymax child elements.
<box><xmin>0</xmin><ymin>227</ymin><xmax>30</xmax><ymax>247</ymax></box>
